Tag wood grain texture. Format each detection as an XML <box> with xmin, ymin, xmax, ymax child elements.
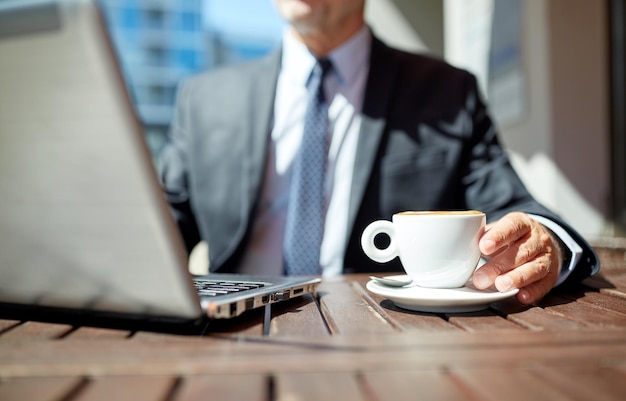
<box><xmin>0</xmin><ymin>377</ymin><xmax>84</xmax><ymax>401</ymax></box>
<box><xmin>2</xmin><ymin>265</ymin><xmax>626</xmax><ymax>400</ymax></box>
<box><xmin>175</xmin><ymin>374</ymin><xmax>267</xmax><ymax>401</ymax></box>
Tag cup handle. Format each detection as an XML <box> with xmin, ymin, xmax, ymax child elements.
<box><xmin>360</xmin><ymin>220</ymin><xmax>398</xmax><ymax>263</ymax></box>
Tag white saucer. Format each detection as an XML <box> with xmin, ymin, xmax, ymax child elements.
<box><xmin>366</xmin><ymin>275</ymin><xmax>519</xmax><ymax>313</ymax></box>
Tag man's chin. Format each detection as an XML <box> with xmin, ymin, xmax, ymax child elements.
<box><xmin>276</xmin><ymin>0</ymin><xmax>321</xmax><ymax>26</ymax></box>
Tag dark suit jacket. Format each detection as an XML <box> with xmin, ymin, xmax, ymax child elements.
<box><xmin>159</xmin><ymin>36</ymin><xmax>599</xmax><ymax>285</ymax></box>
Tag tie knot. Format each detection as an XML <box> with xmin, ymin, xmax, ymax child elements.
<box><xmin>308</xmin><ymin>58</ymin><xmax>333</xmax><ymax>96</ymax></box>
<box><xmin>316</xmin><ymin>58</ymin><xmax>333</xmax><ymax>76</ymax></box>
<box><xmin>310</xmin><ymin>58</ymin><xmax>333</xmax><ymax>82</ymax></box>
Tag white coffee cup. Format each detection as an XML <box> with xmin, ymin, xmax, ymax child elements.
<box><xmin>361</xmin><ymin>211</ymin><xmax>486</xmax><ymax>288</ymax></box>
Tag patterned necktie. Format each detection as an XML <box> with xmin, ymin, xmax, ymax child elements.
<box><xmin>283</xmin><ymin>59</ymin><xmax>333</xmax><ymax>275</ymax></box>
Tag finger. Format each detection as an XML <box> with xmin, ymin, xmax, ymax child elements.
<box><xmin>473</xmin><ymin>231</ymin><xmax>537</xmax><ymax>289</ymax></box>
<box><xmin>472</xmin><ymin>261</ymin><xmax>502</xmax><ymax>290</ymax></box>
<box><xmin>514</xmin><ymin>273</ymin><xmax>556</xmax><ymax>304</ymax></box>
<box><xmin>493</xmin><ymin>253</ymin><xmax>553</xmax><ymax>293</ymax></box>
<box><xmin>485</xmin><ymin>229</ymin><xmax>549</xmax><ymax>276</ymax></box>
<box><xmin>479</xmin><ymin>212</ymin><xmax>532</xmax><ymax>256</ymax></box>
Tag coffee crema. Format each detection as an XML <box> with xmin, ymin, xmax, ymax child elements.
<box><xmin>397</xmin><ymin>210</ymin><xmax>483</xmax><ymax>216</ymax></box>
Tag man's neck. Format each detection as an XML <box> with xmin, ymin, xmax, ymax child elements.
<box><xmin>290</xmin><ymin>19</ymin><xmax>365</xmax><ymax>57</ymax></box>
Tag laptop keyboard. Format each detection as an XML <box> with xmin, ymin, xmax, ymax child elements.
<box><xmin>192</xmin><ymin>279</ymin><xmax>266</xmax><ymax>297</ymax></box>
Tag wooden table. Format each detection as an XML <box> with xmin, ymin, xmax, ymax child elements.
<box><xmin>2</xmin><ymin>243</ymin><xmax>626</xmax><ymax>400</ymax></box>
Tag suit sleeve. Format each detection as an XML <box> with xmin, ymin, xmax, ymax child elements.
<box><xmin>158</xmin><ymin>79</ymin><xmax>201</xmax><ymax>254</ymax></box>
<box><xmin>460</xmin><ymin>73</ymin><xmax>600</xmax><ymax>284</ymax></box>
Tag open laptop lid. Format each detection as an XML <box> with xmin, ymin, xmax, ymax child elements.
<box><xmin>0</xmin><ymin>0</ymin><xmax>205</xmax><ymax>319</ymax></box>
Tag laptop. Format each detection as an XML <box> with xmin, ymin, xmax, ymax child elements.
<box><xmin>0</xmin><ymin>0</ymin><xmax>320</xmax><ymax>331</ymax></box>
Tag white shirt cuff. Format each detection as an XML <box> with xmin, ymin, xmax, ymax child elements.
<box><xmin>529</xmin><ymin>214</ymin><xmax>583</xmax><ymax>286</ymax></box>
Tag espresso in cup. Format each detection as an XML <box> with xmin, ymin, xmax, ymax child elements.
<box><xmin>361</xmin><ymin>211</ymin><xmax>485</xmax><ymax>288</ymax></box>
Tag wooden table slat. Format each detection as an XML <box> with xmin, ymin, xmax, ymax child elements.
<box><xmin>490</xmin><ymin>299</ymin><xmax>588</xmax><ymax>331</ymax></box>
<box><xmin>0</xmin><ymin>320</ymin><xmax>20</xmax><ymax>337</ymax></box>
<box><xmin>75</xmin><ymin>376</ymin><xmax>176</xmax><ymax>401</ymax></box>
<box><xmin>270</xmin><ymin>294</ymin><xmax>330</xmax><ymax>337</ymax></box>
<box><xmin>66</xmin><ymin>326</ymin><xmax>132</xmax><ymax>339</ymax></box>
<box><xmin>2</xmin><ymin>329</ymin><xmax>626</xmax><ymax>377</ymax></box>
<box><xmin>449</xmin><ymin>367</ymin><xmax>573</xmax><ymax>401</ymax></box>
<box><xmin>360</xmin><ymin>370</ymin><xmax>472</xmax><ymax>401</ymax></box>
<box><xmin>175</xmin><ymin>374</ymin><xmax>267</xmax><ymax>401</ymax></box>
<box><xmin>351</xmin><ymin>280</ymin><xmax>459</xmax><ymax>332</ymax></box>
<box><xmin>445</xmin><ymin>310</ymin><xmax>526</xmax><ymax>332</ymax></box>
<box><xmin>584</xmin><ymin>273</ymin><xmax>626</xmax><ymax>291</ymax></box>
<box><xmin>0</xmin><ymin>321</ymin><xmax>73</xmax><ymax>340</ymax></box>
<box><xmin>564</xmin><ymin>289</ymin><xmax>626</xmax><ymax>315</ymax></box>
<box><xmin>528</xmin><ymin>365</ymin><xmax>626</xmax><ymax>401</ymax></box>
<box><xmin>0</xmin><ymin>377</ymin><xmax>84</xmax><ymax>401</ymax></box>
<box><xmin>540</xmin><ymin>294</ymin><xmax>626</xmax><ymax>328</ymax></box>
<box><xmin>275</xmin><ymin>372</ymin><xmax>364</xmax><ymax>401</ymax></box>
<box><xmin>317</xmin><ymin>279</ymin><xmax>395</xmax><ymax>335</ymax></box>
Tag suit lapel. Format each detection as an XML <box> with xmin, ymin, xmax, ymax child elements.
<box><xmin>346</xmin><ymin>37</ymin><xmax>400</xmax><ymax>236</ymax></box>
<box><xmin>244</xmin><ymin>50</ymin><xmax>281</xmax><ymax>214</ymax></box>
<box><xmin>203</xmin><ymin>51</ymin><xmax>281</xmax><ymax>270</ymax></box>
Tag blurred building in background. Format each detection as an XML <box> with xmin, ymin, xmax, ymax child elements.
<box><xmin>98</xmin><ymin>0</ymin><xmax>282</xmax><ymax>157</ymax></box>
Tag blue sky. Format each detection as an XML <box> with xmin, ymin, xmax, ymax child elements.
<box><xmin>202</xmin><ymin>0</ymin><xmax>285</xmax><ymax>42</ymax></box>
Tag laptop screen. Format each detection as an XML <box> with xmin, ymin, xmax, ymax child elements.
<box><xmin>0</xmin><ymin>0</ymin><xmax>202</xmax><ymax>318</ymax></box>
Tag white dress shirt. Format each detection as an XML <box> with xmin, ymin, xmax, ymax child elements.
<box><xmin>238</xmin><ymin>26</ymin><xmax>581</xmax><ymax>285</ymax></box>
<box><xmin>239</xmin><ymin>27</ymin><xmax>371</xmax><ymax>277</ymax></box>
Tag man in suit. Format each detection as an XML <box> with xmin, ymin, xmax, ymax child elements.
<box><xmin>159</xmin><ymin>0</ymin><xmax>598</xmax><ymax>304</ymax></box>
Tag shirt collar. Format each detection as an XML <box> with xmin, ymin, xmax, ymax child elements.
<box><xmin>281</xmin><ymin>25</ymin><xmax>372</xmax><ymax>87</ymax></box>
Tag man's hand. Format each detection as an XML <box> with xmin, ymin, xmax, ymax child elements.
<box><xmin>472</xmin><ymin>212</ymin><xmax>563</xmax><ymax>304</ymax></box>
